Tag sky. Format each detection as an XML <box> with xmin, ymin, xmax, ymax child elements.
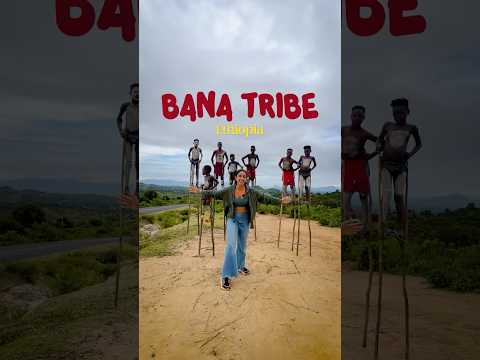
<box><xmin>140</xmin><ymin>0</ymin><xmax>341</xmax><ymax>188</ymax></box>
<box><xmin>0</xmin><ymin>2</ymin><xmax>138</xmax><ymax>187</ymax></box>
<box><xmin>1</xmin><ymin>1</ymin><xmax>478</xmax><ymax>198</ymax></box>
<box><xmin>342</xmin><ymin>0</ymin><xmax>480</xmax><ymax>197</ymax></box>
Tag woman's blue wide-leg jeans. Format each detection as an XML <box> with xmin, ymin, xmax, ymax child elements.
<box><xmin>222</xmin><ymin>212</ymin><xmax>249</xmax><ymax>278</ymax></box>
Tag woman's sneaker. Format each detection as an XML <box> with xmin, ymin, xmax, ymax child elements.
<box><xmin>239</xmin><ymin>267</ymin><xmax>250</xmax><ymax>275</ymax></box>
<box><xmin>221</xmin><ymin>277</ymin><xmax>231</xmax><ymax>291</ymax></box>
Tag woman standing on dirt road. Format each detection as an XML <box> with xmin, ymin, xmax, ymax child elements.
<box><xmin>190</xmin><ymin>169</ymin><xmax>291</xmax><ymax>291</ymax></box>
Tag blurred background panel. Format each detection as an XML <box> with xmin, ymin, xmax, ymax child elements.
<box><xmin>0</xmin><ymin>2</ymin><xmax>139</xmax><ymax>359</ymax></box>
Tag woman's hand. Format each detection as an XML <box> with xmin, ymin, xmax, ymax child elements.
<box><xmin>189</xmin><ymin>186</ymin><xmax>201</xmax><ymax>193</ymax></box>
<box><xmin>281</xmin><ymin>195</ymin><xmax>292</xmax><ymax>204</ymax></box>
<box><xmin>119</xmin><ymin>193</ymin><xmax>138</xmax><ymax>209</ymax></box>
<box><xmin>341</xmin><ymin>219</ymin><xmax>363</xmax><ymax>236</ymax></box>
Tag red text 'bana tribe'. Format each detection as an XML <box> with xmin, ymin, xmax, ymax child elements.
<box><xmin>161</xmin><ymin>92</ymin><xmax>319</xmax><ymax>122</ymax></box>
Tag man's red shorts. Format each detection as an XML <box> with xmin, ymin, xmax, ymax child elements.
<box><xmin>342</xmin><ymin>159</ymin><xmax>370</xmax><ymax>193</ymax></box>
<box><xmin>282</xmin><ymin>170</ymin><xmax>295</xmax><ymax>187</ymax></box>
<box><xmin>246</xmin><ymin>166</ymin><xmax>256</xmax><ymax>180</ymax></box>
<box><xmin>214</xmin><ymin>162</ymin><xmax>224</xmax><ymax>177</ymax></box>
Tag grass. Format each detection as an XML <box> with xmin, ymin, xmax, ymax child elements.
<box><xmin>140</xmin><ymin>206</ymin><xmax>224</xmax><ymax>257</ymax></box>
<box><xmin>0</xmin><ymin>244</ymin><xmax>137</xmax><ymax>299</ymax></box>
<box><xmin>0</xmin><ymin>261</ymin><xmax>138</xmax><ymax>359</ymax></box>
<box><xmin>0</xmin><ymin>241</ymin><xmax>139</xmax><ymax>359</ymax></box>
<box><xmin>257</xmin><ymin>202</ymin><xmax>341</xmax><ymax>227</ymax></box>
<box><xmin>0</xmin><ymin>207</ymin><xmax>137</xmax><ymax>246</ymax></box>
<box><xmin>342</xmin><ymin>215</ymin><xmax>480</xmax><ymax>293</ymax></box>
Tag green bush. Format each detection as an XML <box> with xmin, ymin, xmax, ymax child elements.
<box><xmin>0</xmin><ymin>218</ymin><xmax>22</xmax><ymax>233</ymax></box>
<box><xmin>426</xmin><ymin>246</ymin><xmax>480</xmax><ymax>292</ymax></box>
<box><xmin>12</xmin><ymin>205</ymin><xmax>46</xmax><ymax>228</ymax></box>
<box><xmin>5</xmin><ymin>262</ymin><xmax>39</xmax><ymax>283</ymax></box>
<box><xmin>0</xmin><ymin>230</ymin><xmax>26</xmax><ymax>246</ymax></box>
<box><xmin>143</xmin><ymin>190</ymin><xmax>158</xmax><ymax>201</ymax></box>
<box><xmin>4</xmin><ymin>246</ymin><xmax>135</xmax><ymax>295</ymax></box>
<box><xmin>28</xmin><ymin>223</ymin><xmax>62</xmax><ymax>242</ymax></box>
<box><xmin>89</xmin><ymin>219</ymin><xmax>102</xmax><ymax>227</ymax></box>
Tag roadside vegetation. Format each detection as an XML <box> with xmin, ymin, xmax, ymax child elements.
<box><xmin>342</xmin><ymin>204</ymin><xmax>480</xmax><ymax>292</ymax></box>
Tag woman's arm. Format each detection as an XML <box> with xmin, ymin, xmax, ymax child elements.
<box><xmin>190</xmin><ymin>186</ymin><xmax>229</xmax><ymax>199</ymax></box>
<box><xmin>251</xmin><ymin>186</ymin><xmax>282</xmax><ymax>204</ymax></box>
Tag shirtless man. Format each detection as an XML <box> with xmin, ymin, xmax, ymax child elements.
<box><xmin>211</xmin><ymin>142</ymin><xmax>228</xmax><ymax>187</ymax></box>
<box><xmin>201</xmin><ymin>165</ymin><xmax>218</xmax><ymax>206</ymax></box>
<box><xmin>278</xmin><ymin>148</ymin><xmax>298</xmax><ymax>196</ymax></box>
<box><xmin>242</xmin><ymin>145</ymin><xmax>260</xmax><ymax>187</ymax></box>
<box><xmin>116</xmin><ymin>83</ymin><xmax>139</xmax><ymax>194</ymax></box>
<box><xmin>377</xmin><ymin>98</ymin><xmax>422</xmax><ymax>228</ymax></box>
<box><xmin>227</xmin><ymin>154</ymin><xmax>242</xmax><ymax>185</ymax></box>
<box><xmin>341</xmin><ymin>105</ymin><xmax>378</xmax><ymax>223</ymax></box>
<box><xmin>188</xmin><ymin>139</ymin><xmax>203</xmax><ymax>187</ymax></box>
<box><xmin>298</xmin><ymin>145</ymin><xmax>317</xmax><ymax>201</ymax></box>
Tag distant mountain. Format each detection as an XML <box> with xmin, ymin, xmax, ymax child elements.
<box><xmin>140</xmin><ymin>183</ymin><xmax>187</xmax><ymax>193</ymax></box>
<box><xmin>0</xmin><ymin>178</ymin><xmax>119</xmax><ymax>195</ymax></box>
<box><xmin>409</xmin><ymin>193</ymin><xmax>479</xmax><ymax>212</ymax></box>
<box><xmin>271</xmin><ymin>185</ymin><xmax>339</xmax><ymax>194</ymax></box>
<box><xmin>0</xmin><ymin>186</ymin><xmax>117</xmax><ymax>209</ymax></box>
<box><xmin>353</xmin><ymin>193</ymin><xmax>479</xmax><ymax>212</ymax></box>
<box><xmin>140</xmin><ymin>179</ymin><xmax>188</xmax><ymax>187</ymax></box>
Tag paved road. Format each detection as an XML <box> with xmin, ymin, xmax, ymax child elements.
<box><xmin>139</xmin><ymin>204</ymin><xmax>188</xmax><ymax>215</ymax></box>
<box><xmin>0</xmin><ymin>205</ymin><xmax>187</xmax><ymax>262</ymax></box>
<box><xmin>0</xmin><ymin>237</ymin><xmax>126</xmax><ymax>262</ymax></box>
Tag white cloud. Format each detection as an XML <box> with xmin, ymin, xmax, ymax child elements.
<box><xmin>140</xmin><ymin>0</ymin><xmax>341</xmax><ymax>188</ymax></box>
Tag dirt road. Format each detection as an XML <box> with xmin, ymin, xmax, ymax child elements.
<box><xmin>342</xmin><ymin>265</ymin><xmax>480</xmax><ymax>360</ymax></box>
<box><xmin>140</xmin><ymin>214</ymin><xmax>341</xmax><ymax>360</ymax></box>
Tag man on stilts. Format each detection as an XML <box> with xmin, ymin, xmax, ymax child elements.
<box><xmin>211</xmin><ymin>142</ymin><xmax>228</xmax><ymax>187</ymax></box>
<box><xmin>375</xmin><ymin>97</ymin><xmax>422</xmax><ymax>360</ymax></box>
<box><xmin>227</xmin><ymin>154</ymin><xmax>242</xmax><ymax>186</ymax></box>
<box><xmin>296</xmin><ymin>145</ymin><xmax>317</xmax><ymax>256</ymax></box>
<box><xmin>278</xmin><ymin>148</ymin><xmax>298</xmax><ymax>197</ymax></box>
<box><xmin>242</xmin><ymin>145</ymin><xmax>260</xmax><ymax>187</ymax></box>
<box><xmin>188</xmin><ymin>139</ymin><xmax>203</xmax><ymax>187</ymax></box>
<box><xmin>298</xmin><ymin>145</ymin><xmax>317</xmax><ymax>202</ymax></box>
<box><xmin>277</xmin><ymin>148</ymin><xmax>299</xmax><ymax>249</ymax></box>
<box><xmin>377</xmin><ymin>98</ymin><xmax>422</xmax><ymax>232</ymax></box>
<box><xmin>117</xmin><ymin>83</ymin><xmax>139</xmax><ymax>194</ymax></box>
<box><xmin>341</xmin><ymin>105</ymin><xmax>378</xmax><ymax>227</ymax></box>
<box><xmin>114</xmin><ymin>82</ymin><xmax>139</xmax><ymax>308</ymax></box>
<box><xmin>198</xmin><ymin>165</ymin><xmax>218</xmax><ymax>256</ymax></box>
<box><xmin>342</xmin><ymin>105</ymin><xmax>379</xmax><ymax>348</ymax></box>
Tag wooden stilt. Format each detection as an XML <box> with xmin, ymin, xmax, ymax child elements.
<box><xmin>375</xmin><ymin>159</ymin><xmax>384</xmax><ymax>360</ymax></box>
<box><xmin>114</xmin><ymin>141</ymin><xmax>126</xmax><ymax>309</ymax></box>
<box><xmin>291</xmin><ymin>202</ymin><xmax>297</xmax><ymax>252</ymax></box>
<box><xmin>277</xmin><ymin>202</ymin><xmax>284</xmax><ymax>248</ymax></box>
<box><xmin>210</xmin><ymin>201</ymin><xmax>215</xmax><ymax>257</ymax></box>
<box><xmin>187</xmin><ymin>193</ymin><xmax>191</xmax><ymax>234</ymax></box>
<box><xmin>307</xmin><ymin>202</ymin><xmax>312</xmax><ymax>256</ymax></box>
<box><xmin>402</xmin><ymin>169</ymin><xmax>410</xmax><ymax>360</ymax></box>
<box><xmin>296</xmin><ymin>198</ymin><xmax>301</xmax><ymax>256</ymax></box>
<box><xmin>362</xmin><ymin>241</ymin><xmax>374</xmax><ymax>348</ymax></box>
<box><xmin>197</xmin><ymin>196</ymin><xmax>201</xmax><ymax>236</ymax></box>
<box><xmin>254</xmin><ymin>197</ymin><xmax>258</xmax><ymax>241</ymax></box>
<box><xmin>363</xmin><ymin>184</ymin><xmax>374</xmax><ymax>348</ymax></box>
<box><xmin>198</xmin><ymin>199</ymin><xmax>203</xmax><ymax>256</ymax></box>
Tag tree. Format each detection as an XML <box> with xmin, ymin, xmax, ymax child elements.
<box><xmin>12</xmin><ymin>205</ymin><xmax>46</xmax><ymax>228</ymax></box>
<box><xmin>466</xmin><ymin>202</ymin><xmax>476</xmax><ymax>210</ymax></box>
<box><xmin>144</xmin><ymin>190</ymin><xmax>158</xmax><ymax>201</ymax></box>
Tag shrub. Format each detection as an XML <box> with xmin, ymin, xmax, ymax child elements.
<box><xmin>12</xmin><ymin>205</ymin><xmax>46</xmax><ymax>228</ymax></box>
<box><xmin>0</xmin><ymin>230</ymin><xmax>26</xmax><ymax>246</ymax></box>
<box><xmin>89</xmin><ymin>219</ymin><xmax>102</xmax><ymax>227</ymax></box>
<box><xmin>144</xmin><ymin>190</ymin><xmax>158</xmax><ymax>201</ymax></box>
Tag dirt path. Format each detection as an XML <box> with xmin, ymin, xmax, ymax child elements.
<box><xmin>342</xmin><ymin>265</ymin><xmax>480</xmax><ymax>359</ymax></box>
<box><xmin>140</xmin><ymin>214</ymin><xmax>341</xmax><ymax>360</ymax></box>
